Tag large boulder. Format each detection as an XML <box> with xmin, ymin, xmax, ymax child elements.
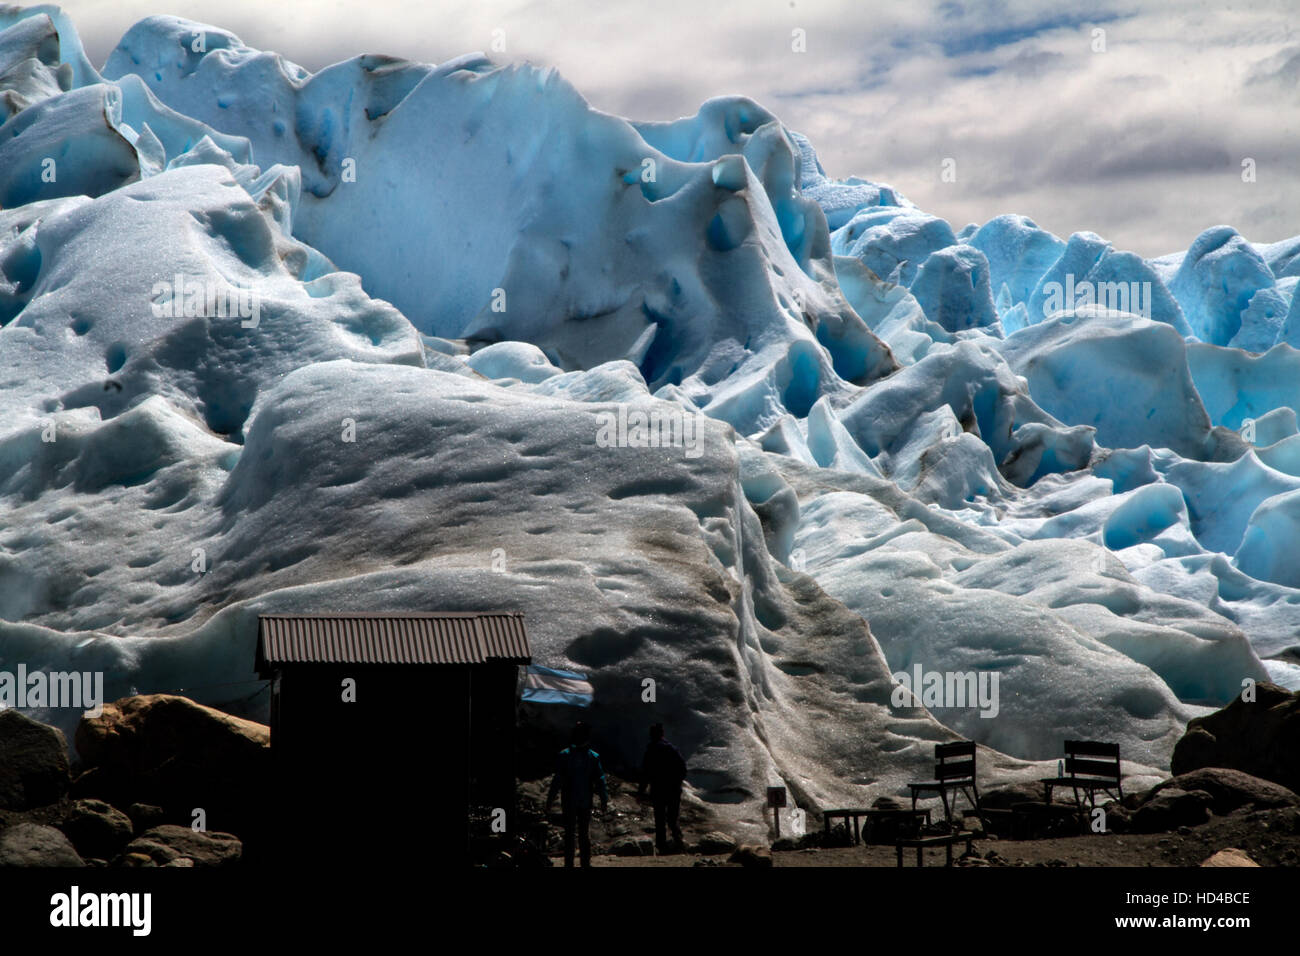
<box><xmin>0</xmin><ymin>823</ymin><xmax>84</xmax><ymax>867</ymax></box>
<box><xmin>1129</xmin><ymin>788</ymin><xmax>1212</xmax><ymax>833</ymax></box>
<box><xmin>976</xmin><ymin>783</ymin><xmax>1048</xmax><ymax>810</ymax></box>
<box><xmin>1202</xmin><ymin>848</ymin><xmax>1259</xmax><ymax>867</ymax></box>
<box><xmin>0</xmin><ymin>710</ymin><xmax>70</xmax><ymax>810</ymax></box>
<box><xmin>119</xmin><ymin>825</ymin><xmax>242</xmax><ymax>868</ymax></box>
<box><xmin>72</xmin><ymin>695</ymin><xmax>269</xmax><ymax>839</ymax></box>
<box><xmin>1147</xmin><ymin>767</ymin><xmax>1300</xmax><ymax>815</ymax></box>
<box><xmin>1171</xmin><ymin>683</ymin><xmax>1300</xmax><ymax>794</ymax></box>
<box><xmin>74</xmin><ymin>694</ymin><xmax>268</xmax><ymax>768</ymax></box>
<box><xmin>126</xmin><ymin>803</ymin><xmax>167</xmax><ymax>834</ymax></box>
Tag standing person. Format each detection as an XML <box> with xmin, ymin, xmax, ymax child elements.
<box><xmin>638</xmin><ymin>723</ymin><xmax>687</xmax><ymax>853</ymax></box>
<box><xmin>546</xmin><ymin>721</ymin><xmax>609</xmax><ymax>867</ymax></box>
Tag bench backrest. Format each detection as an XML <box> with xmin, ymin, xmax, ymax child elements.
<box><xmin>934</xmin><ymin>741</ymin><xmax>976</xmax><ymax>782</ymax></box>
<box><xmin>1064</xmin><ymin>740</ymin><xmax>1121</xmax><ymax>781</ymax></box>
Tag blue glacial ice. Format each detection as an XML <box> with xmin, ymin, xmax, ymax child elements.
<box><xmin>1</xmin><ymin>8</ymin><xmax>1299</xmax><ymax>833</ymax></box>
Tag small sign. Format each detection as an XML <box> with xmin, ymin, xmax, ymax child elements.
<box><xmin>767</xmin><ymin>786</ymin><xmax>787</xmax><ymax>809</ymax></box>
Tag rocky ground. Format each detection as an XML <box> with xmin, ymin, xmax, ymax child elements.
<box><xmin>0</xmin><ymin>695</ymin><xmax>261</xmax><ymax>867</ymax></box>
<box><xmin>2</xmin><ymin>686</ymin><xmax>1299</xmax><ymax>868</ymax></box>
<box><xmin>512</xmin><ymin>763</ymin><xmax>1300</xmax><ymax>868</ymax></box>
<box><xmin>555</xmin><ymin>805</ymin><xmax>1300</xmax><ymax>867</ymax></box>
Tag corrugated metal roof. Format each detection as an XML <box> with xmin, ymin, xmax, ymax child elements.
<box><xmin>257</xmin><ymin>612</ymin><xmax>531</xmax><ymax>669</ymax></box>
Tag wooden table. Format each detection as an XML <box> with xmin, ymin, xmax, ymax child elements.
<box><xmin>821</xmin><ymin>808</ymin><xmax>873</xmax><ymax>845</ymax></box>
<box><xmin>895</xmin><ymin>833</ymin><xmax>975</xmax><ymax>867</ymax></box>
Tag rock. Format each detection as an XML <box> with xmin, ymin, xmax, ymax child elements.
<box><xmin>1120</xmin><ymin>792</ymin><xmax>1145</xmax><ymax>811</ymax></box>
<box><xmin>1269</xmin><ymin>807</ymin><xmax>1300</xmax><ymax>834</ymax></box>
<box><xmin>697</xmin><ymin>831</ymin><xmax>737</xmax><ymax>854</ymax></box>
<box><xmin>60</xmin><ymin>799</ymin><xmax>134</xmax><ymax>858</ymax></box>
<box><xmin>0</xmin><ymin>710</ymin><xmax>70</xmax><ymax>810</ymax></box>
<box><xmin>1102</xmin><ymin>803</ymin><xmax>1130</xmax><ymax>833</ymax></box>
<box><xmin>73</xmin><ymin>695</ymin><xmax>269</xmax><ymax>838</ymax></box>
<box><xmin>610</xmin><ymin>838</ymin><xmax>643</xmax><ymax>857</ymax></box>
<box><xmin>979</xmin><ymin>783</ymin><xmax>1047</xmax><ymax>810</ymax></box>
<box><xmin>119</xmin><ymin>825</ymin><xmax>242</xmax><ymax>868</ymax></box>
<box><xmin>1171</xmin><ymin>683</ymin><xmax>1300</xmax><ymax>795</ymax></box>
<box><xmin>0</xmin><ymin>823</ymin><xmax>84</xmax><ymax>867</ymax></box>
<box><xmin>126</xmin><ymin>803</ymin><xmax>167</xmax><ymax>834</ymax></box>
<box><xmin>871</xmin><ymin>796</ymin><xmax>904</xmax><ymax>810</ymax></box>
<box><xmin>1149</xmin><ymin>767</ymin><xmax>1299</xmax><ymax>815</ymax></box>
<box><xmin>1130</xmin><ymin>788</ymin><xmax>1212</xmax><ymax>833</ymax></box>
<box><xmin>75</xmin><ymin>693</ymin><xmax>268</xmax><ymax>772</ymax></box>
<box><xmin>728</xmin><ymin>844</ymin><xmax>773</xmax><ymax>868</ymax></box>
<box><xmin>1201</xmin><ymin>848</ymin><xmax>1259</xmax><ymax>867</ymax></box>
<box><xmin>605</xmin><ymin>837</ymin><xmax>655</xmax><ymax>858</ymax></box>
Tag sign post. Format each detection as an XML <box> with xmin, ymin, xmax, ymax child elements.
<box><xmin>767</xmin><ymin>786</ymin><xmax>787</xmax><ymax>840</ymax></box>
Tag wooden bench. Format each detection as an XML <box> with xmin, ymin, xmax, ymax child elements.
<box><xmin>909</xmin><ymin>741</ymin><xmax>985</xmax><ymax>830</ymax></box>
<box><xmin>895</xmin><ymin>833</ymin><xmax>975</xmax><ymax>867</ymax></box>
<box><xmin>1040</xmin><ymin>740</ymin><xmax>1123</xmax><ymax>814</ymax></box>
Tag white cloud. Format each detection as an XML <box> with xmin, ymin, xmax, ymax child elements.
<box><xmin>56</xmin><ymin>0</ymin><xmax>1299</xmax><ymax>255</ymax></box>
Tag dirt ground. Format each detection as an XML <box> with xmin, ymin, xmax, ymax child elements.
<box><xmin>548</xmin><ymin>805</ymin><xmax>1300</xmax><ymax>867</ymax></box>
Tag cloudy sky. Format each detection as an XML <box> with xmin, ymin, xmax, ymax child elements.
<box><xmin>57</xmin><ymin>0</ymin><xmax>1298</xmax><ymax>256</ymax></box>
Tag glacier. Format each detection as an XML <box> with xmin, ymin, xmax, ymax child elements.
<box><xmin>1</xmin><ymin>6</ymin><xmax>1298</xmax><ymax>839</ymax></box>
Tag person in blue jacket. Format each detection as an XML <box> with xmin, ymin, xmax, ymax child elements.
<box><xmin>546</xmin><ymin>721</ymin><xmax>608</xmax><ymax>867</ymax></box>
<box><xmin>638</xmin><ymin>723</ymin><xmax>688</xmax><ymax>852</ymax></box>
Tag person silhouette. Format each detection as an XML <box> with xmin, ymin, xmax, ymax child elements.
<box><xmin>638</xmin><ymin>723</ymin><xmax>687</xmax><ymax>853</ymax></box>
<box><xmin>546</xmin><ymin>721</ymin><xmax>609</xmax><ymax>867</ymax></box>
